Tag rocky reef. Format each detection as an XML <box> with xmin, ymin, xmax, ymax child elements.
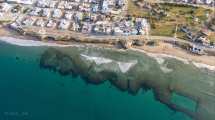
<box><xmin>40</xmin><ymin>46</ymin><xmax>215</xmax><ymax>120</ymax></box>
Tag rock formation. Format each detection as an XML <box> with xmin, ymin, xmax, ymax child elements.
<box><xmin>40</xmin><ymin>46</ymin><xmax>215</xmax><ymax>120</ymax></box>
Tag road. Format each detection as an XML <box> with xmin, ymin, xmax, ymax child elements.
<box><xmin>143</xmin><ymin>0</ymin><xmax>215</xmax><ymax>10</ymax></box>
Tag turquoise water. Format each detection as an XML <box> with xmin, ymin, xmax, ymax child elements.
<box><xmin>171</xmin><ymin>93</ymin><xmax>197</xmax><ymax>112</ymax></box>
<box><xmin>0</xmin><ymin>42</ymin><xmax>192</xmax><ymax>120</ymax></box>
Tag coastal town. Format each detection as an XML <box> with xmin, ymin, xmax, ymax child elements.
<box><xmin>1</xmin><ymin>0</ymin><xmax>150</xmax><ymax>36</ymax></box>
<box><xmin>0</xmin><ymin>1</ymin><xmax>215</xmax><ymax>120</ymax></box>
<box><xmin>0</xmin><ymin>0</ymin><xmax>215</xmax><ymax>55</ymax></box>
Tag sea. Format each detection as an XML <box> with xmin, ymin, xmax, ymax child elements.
<box><xmin>0</xmin><ymin>41</ymin><xmax>192</xmax><ymax>120</ymax></box>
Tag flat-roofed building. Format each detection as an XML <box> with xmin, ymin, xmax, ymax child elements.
<box><xmin>52</xmin><ymin>9</ymin><xmax>63</xmax><ymax>18</ymax></box>
<box><xmin>58</xmin><ymin>19</ymin><xmax>70</xmax><ymax>30</ymax></box>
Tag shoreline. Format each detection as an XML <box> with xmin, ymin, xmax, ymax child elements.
<box><xmin>1</xmin><ymin>36</ymin><xmax>215</xmax><ymax>72</ymax></box>
<box><xmin>0</xmin><ymin>36</ymin><xmax>79</xmax><ymax>47</ymax></box>
<box><xmin>132</xmin><ymin>48</ymin><xmax>215</xmax><ymax>72</ymax></box>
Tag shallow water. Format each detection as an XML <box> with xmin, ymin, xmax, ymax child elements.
<box><xmin>0</xmin><ymin>42</ymin><xmax>192</xmax><ymax>120</ymax></box>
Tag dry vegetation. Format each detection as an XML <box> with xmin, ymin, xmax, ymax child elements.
<box><xmin>208</xmin><ymin>33</ymin><xmax>215</xmax><ymax>43</ymax></box>
<box><xmin>127</xmin><ymin>0</ymin><xmax>149</xmax><ymax>18</ymax></box>
<box><xmin>127</xmin><ymin>0</ymin><xmax>212</xmax><ymax>38</ymax></box>
<box><xmin>151</xmin><ymin>3</ymin><xmax>212</xmax><ymax>37</ymax></box>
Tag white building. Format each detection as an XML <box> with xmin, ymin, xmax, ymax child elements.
<box><xmin>46</xmin><ymin>19</ymin><xmax>57</xmax><ymax>28</ymax></box>
<box><xmin>29</xmin><ymin>7</ymin><xmax>42</xmax><ymax>16</ymax></box>
<box><xmin>36</xmin><ymin>0</ymin><xmax>50</xmax><ymax>7</ymax></box>
<box><xmin>19</xmin><ymin>0</ymin><xmax>34</xmax><ymax>5</ymax></box>
<box><xmin>0</xmin><ymin>3</ymin><xmax>12</xmax><ymax>12</ymax></box>
<box><xmin>49</xmin><ymin>1</ymin><xmax>58</xmax><ymax>8</ymax></box>
<box><xmin>58</xmin><ymin>19</ymin><xmax>70</xmax><ymax>30</ymax></box>
<box><xmin>101</xmin><ymin>0</ymin><xmax>109</xmax><ymax>13</ymax></box>
<box><xmin>35</xmin><ymin>18</ymin><xmax>46</xmax><ymax>27</ymax></box>
<box><xmin>52</xmin><ymin>9</ymin><xmax>63</xmax><ymax>18</ymax></box>
<box><xmin>114</xmin><ymin>27</ymin><xmax>123</xmax><ymax>35</ymax></box>
<box><xmin>64</xmin><ymin>11</ymin><xmax>74</xmax><ymax>20</ymax></box>
<box><xmin>6</xmin><ymin>0</ymin><xmax>20</xmax><ymax>3</ymax></box>
<box><xmin>7</xmin><ymin>0</ymin><xmax>34</xmax><ymax>5</ymax></box>
<box><xmin>22</xmin><ymin>17</ymin><xmax>36</xmax><ymax>26</ymax></box>
<box><xmin>41</xmin><ymin>8</ymin><xmax>51</xmax><ymax>17</ymax></box>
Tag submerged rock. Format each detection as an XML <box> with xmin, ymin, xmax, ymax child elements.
<box><xmin>15</xmin><ymin>56</ymin><xmax>20</xmax><ymax>60</ymax></box>
<box><xmin>40</xmin><ymin>48</ymin><xmax>75</xmax><ymax>75</ymax></box>
<box><xmin>40</xmin><ymin>46</ymin><xmax>215</xmax><ymax>120</ymax></box>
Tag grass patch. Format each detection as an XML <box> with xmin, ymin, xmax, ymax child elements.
<box><xmin>208</xmin><ymin>33</ymin><xmax>215</xmax><ymax>43</ymax></box>
<box><xmin>127</xmin><ymin>0</ymin><xmax>149</xmax><ymax>18</ymax></box>
<box><xmin>127</xmin><ymin>1</ymin><xmax>212</xmax><ymax>38</ymax></box>
<box><xmin>150</xmin><ymin>23</ymin><xmax>175</xmax><ymax>36</ymax></box>
<box><xmin>150</xmin><ymin>3</ymin><xmax>212</xmax><ymax>37</ymax></box>
<box><xmin>0</xmin><ymin>20</ymin><xmax>12</xmax><ymax>24</ymax></box>
<box><xmin>162</xmin><ymin>3</ymin><xmax>211</xmax><ymax>22</ymax></box>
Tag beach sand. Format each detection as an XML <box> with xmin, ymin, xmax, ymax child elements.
<box><xmin>134</xmin><ymin>43</ymin><xmax>215</xmax><ymax>69</ymax></box>
<box><xmin>0</xmin><ymin>36</ymin><xmax>215</xmax><ymax>72</ymax></box>
<box><xmin>0</xmin><ymin>36</ymin><xmax>78</xmax><ymax>47</ymax></box>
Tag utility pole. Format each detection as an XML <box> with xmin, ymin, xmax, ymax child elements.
<box><xmin>174</xmin><ymin>14</ymin><xmax>178</xmax><ymax>39</ymax></box>
<box><xmin>174</xmin><ymin>23</ymin><xmax>178</xmax><ymax>39</ymax></box>
<box><xmin>214</xmin><ymin>1</ymin><xmax>215</xmax><ymax>17</ymax></box>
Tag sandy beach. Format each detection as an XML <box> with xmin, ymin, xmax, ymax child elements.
<box><xmin>1</xmin><ymin>36</ymin><xmax>215</xmax><ymax>72</ymax></box>
<box><xmin>0</xmin><ymin>36</ymin><xmax>78</xmax><ymax>47</ymax></box>
<box><xmin>133</xmin><ymin>43</ymin><xmax>215</xmax><ymax>70</ymax></box>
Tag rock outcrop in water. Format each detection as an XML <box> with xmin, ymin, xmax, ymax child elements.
<box><xmin>40</xmin><ymin>47</ymin><xmax>215</xmax><ymax>120</ymax></box>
